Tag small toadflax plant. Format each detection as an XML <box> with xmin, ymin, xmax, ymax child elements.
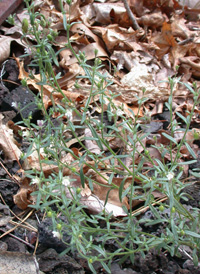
<box><xmin>15</xmin><ymin>0</ymin><xmax>200</xmax><ymax>272</ymax></box>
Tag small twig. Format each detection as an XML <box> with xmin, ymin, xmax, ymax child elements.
<box><xmin>9</xmin><ymin>220</ymin><xmax>38</xmax><ymax>233</ymax></box>
<box><xmin>122</xmin><ymin>0</ymin><xmax>140</xmax><ymax>30</ymax></box>
<box><xmin>35</xmin><ymin>212</ymin><xmax>41</xmax><ymax>224</ymax></box>
<box><xmin>131</xmin><ymin>196</ymin><xmax>168</xmax><ymax>216</ymax></box>
<box><xmin>0</xmin><ymin>160</ymin><xmax>19</xmax><ymax>185</ymax></box>
<box><xmin>178</xmin><ymin>37</ymin><xmax>194</xmax><ymax>45</ymax></box>
<box><xmin>0</xmin><ymin>194</ymin><xmax>37</xmax><ymax>233</ymax></box>
<box><xmin>178</xmin><ymin>247</ymin><xmax>193</xmax><ymax>261</ymax></box>
<box><xmin>0</xmin><ymin>209</ymin><xmax>34</xmax><ymax>239</ymax></box>
<box><xmin>33</xmin><ymin>235</ymin><xmax>39</xmax><ymax>256</ymax></box>
<box><xmin>1</xmin><ymin>79</ymin><xmax>20</xmax><ymax>86</ymax></box>
<box><xmin>0</xmin><ymin>228</ymin><xmax>35</xmax><ymax>249</ymax></box>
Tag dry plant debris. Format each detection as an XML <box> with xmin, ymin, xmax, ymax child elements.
<box><xmin>0</xmin><ymin>0</ymin><xmax>200</xmax><ymax>272</ymax></box>
<box><xmin>0</xmin><ymin>0</ymin><xmax>198</xmax><ymax>214</ymax></box>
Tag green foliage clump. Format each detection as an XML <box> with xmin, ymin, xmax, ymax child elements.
<box><xmin>18</xmin><ymin>0</ymin><xmax>200</xmax><ymax>272</ymax></box>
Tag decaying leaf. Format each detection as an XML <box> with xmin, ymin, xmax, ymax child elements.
<box><xmin>3</xmin><ymin>0</ymin><xmax>200</xmax><ymax>222</ymax></box>
<box><xmin>13</xmin><ymin>177</ymin><xmax>36</xmax><ymax>210</ymax></box>
<box><xmin>0</xmin><ymin>114</ymin><xmax>21</xmax><ymax>161</ymax></box>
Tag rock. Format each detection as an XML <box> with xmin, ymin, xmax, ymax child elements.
<box><xmin>37</xmin><ymin>248</ymin><xmax>84</xmax><ymax>274</ymax></box>
<box><xmin>38</xmin><ymin>218</ymin><xmax>71</xmax><ymax>253</ymax></box>
<box><xmin>0</xmin><ymin>240</ymin><xmax>8</xmax><ymax>251</ymax></box>
<box><xmin>1</xmin><ymin>85</ymin><xmax>41</xmax><ymax>122</ymax></box>
<box><xmin>0</xmin><ymin>180</ymin><xmax>19</xmax><ymax>207</ymax></box>
<box><xmin>111</xmin><ymin>263</ymin><xmax>140</xmax><ymax>274</ymax></box>
<box><xmin>4</xmin><ymin>237</ymin><xmax>27</xmax><ymax>253</ymax></box>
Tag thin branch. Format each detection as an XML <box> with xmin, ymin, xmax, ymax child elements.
<box><xmin>122</xmin><ymin>0</ymin><xmax>140</xmax><ymax>30</ymax></box>
<box><xmin>0</xmin><ymin>228</ymin><xmax>35</xmax><ymax>249</ymax></box>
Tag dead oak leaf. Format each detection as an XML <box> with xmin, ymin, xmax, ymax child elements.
<box><xmin>138</xmin><ymin>11</ymin><xmax>165</xmax><ymax>28</ymax></box>
<box><xmin>13</xmin><ymin>177</ymin><xmax>36</xmax><ymax>210</ymax></box>
<box><xmin>151</xmin><ymin>22</ymin><xmax>177</xmax><ymax>60</ymax></box>
<box><xmin>0</xmin><ymin>114</ymin><xmax>21</xmax><ymax>161</ymax></box>
<box><xmin>85</xmin><ymin>169</ymin><xmax>129</xmax><ymax>208</ymax></box>
<box><xmin>16</xmin><ymin>58</ymin><xmax>83</xmax><ymax>108</ymax></box>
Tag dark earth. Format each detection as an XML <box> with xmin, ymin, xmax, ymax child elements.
<box><xmin>0</xmin><ymin>57</ymin><xmax>200</xmax><ymax>274</ymax></box>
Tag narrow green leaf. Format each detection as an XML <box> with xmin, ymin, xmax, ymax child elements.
<box><xmin>88</xmin><ymin>124</ymin><xmax>103</xmax><ymax>150</ymax></box>
<box><xmin>165</xmin><ymin>102</ymin><xmax>170</xmax><ymax>111</ymax></box>
<box><xmin>175</xmin><ymin>112</ymin><xmax>187</xmax><ymax>124</ymax></box>
<box><xmin>178</xmin><ymin>160</ymin><xmax>197</xmax><ymax>165</ymax></box>
<box><xmin>144</xmin><ymin>218</ymin><xmax>168</xmax><ymax>226</ymax></box>
<box><xmin>185</xmin><ymin>142</ymin><xmax>197</xmax><ymax>159</ymax></box>
<box><xmin>154</xmin><ymin>159</ymin><xmax>165</xmax><ymax>171</ymax></box>
<box><xmin>162</xmin><ymin>132</ymin><xmax>177</xmax><ymax>144</ymax></box>
<box><xmin>80</xmin><ymin>166</ymin><xmax>85</xmax><ymax>188</ymax></box>
<box><xmin>101</xmin><ymin>262</ymin><xmax>111</xmax><ymax>274</ymax></box>
<box><xmin>21</xmin><ymin>144</ymin><xmax>34</xmax><ymax>159</ymax></box>
<box><xmin>130</xmin><ymin>252</ymin><xmax>135</xmax><ymax>265</ymax></box>
<box><xmin>48</xmin><ymin>46</ymin><xmax>59</xmax><ymax>67</ymax></box>
<box><xmin>104</xmin><ymin>188</ymin><xmax>113</xmax><ymax>206</ymax></box>
<box><xmin>185</xmin><ymin>230</ymin><xmax>200</xmax><ymax>238</ymax></box>
<box><xmin>119</xmin><ymin>177</ymin><xmax>126</xmax><ymax>202</ymax></box>
<box><xmin>192</xmin><ymin>250</ymin><xmax>198</xmax><ymax>266</ymax></box>
<box><xmin>88</xmin><ymin>262</ymin><xmax>97</xmax><ymax>274</ymax></box>
<box><xmin>149</xmin><ymin>204</ymin><xmax>160</xmax><ymax>219</ymax></box>
<box><xmin>183</xmin><ymin>82</ymin><xmax>195</xmax><ymax>94</ymax></box>
<box><xmin>173</xmin><ymin>199</ymin><xmax>194</xmax><ymax>220</ymax></box>
<box><xmin>79</xmin><ymin>243</ymin><xmax>86</xmax><ymax>255</ymax></box>
<box><xmin>108</xmin><ymin>173</ymin><xmax>114</xmax><ymax>185</ymax></box>
<box><xmin>170</xmin><ymin>218</ymin><xmax>178</xmax><ymax>241</ymax></box>
<box><xmin>59</xmin><ymin>247</ymin><xmax>71</xmax><ymax>256</ymax></box>
<box><xmin>93</xmin><ymin>245</ymin><xmax>106</xmax><ymax>257</ymax></box>
<box><xmin>63</xmin><ymin>13</ymin><xmax>68</xmax><ymax>31</ymax></box>
<box><xmin>189</xmin><ymin>170</ymin><xmax>200</xmax><ymax>178</ymax></box>
<box><xmin>81</xmin><ymin>112</ymin><xmax>86</xmax><ymax>124</ymax></box>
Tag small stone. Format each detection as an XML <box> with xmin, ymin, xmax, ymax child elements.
<box><xmin>0</xmin><ymin>240</ymin><xmax>8</xmax><ymax>251</ymax></box>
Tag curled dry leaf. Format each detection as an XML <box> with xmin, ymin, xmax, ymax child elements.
<box><xmin>59</xmin><ymin>42</ymin><xmax>108</xmax><ymax>67</ymax></box>
<box><xmin>138</xmin><ymin>11</ymin><xmax>165</xmax><ymax>28</ymax></box>
<box><xmin>100</xmin><ymin>25</ymin><xmax>136</xmax><ymax>52</ymax></box>
<box><xmin>57</xmin><ymin>63</ymin><xmax>84</xmax><ymax>88</ymax></box>
<box><xmin>16</xmin><ymin>58</ymin><xmax>83</xmax><ymax>108</ymax></box>
<box><xmin>121</xmin><ymin>63</ymin><xmax>169</xmax><ymax>99</ymax></box>
<box><xmin>0</xmin><ymin>114</ymin><xmax>21</xmax><ymax>161</ymax></box>
<box><xmin>178</xmin><ymin>0</ymin><xmax>200</xmax><ymax>9</ymax></box>
<box><xmin>85</xmin><ymin>169</ymin><xmax>129</xmax><ymax>208</ymax></box>
<box><xmin>0</xmin><ymin>36</ymin><xmax>24</xmax><ymax>64</ymax></box>
<box><xmin>84</xmin><ymin>128</ymin><xmax>101</xmax><ymax>155</ymax></box>
<box><xmin>80</xmin><ymin>195</ymin><xmax>127</xmax><ymax>216</ymax></box>
<box><xmin>13</xmin><ymin>177</ymin><xmax>36</xmax><ymax>210</ymax></box>
<box><xmin>171</xmin><ymin>16</ymin><xmax>193</xmax><ymax>39</ymax></box>
<box><xmin>23</xmin><ymin>144</ymin><xmax>73</xmax><ymax>177</ymax></box>
<box><xmin>179</xmin><ymin>56</ymin><xmax>200</xmax><ymax>77</ymax></box>
<box><xmin>0</xmin><ymin>36</ymin><xmax>14</xmax><ymax>64</ymax></box>
<box><xmin>91</xmin><ymin>3</ymin><xmax>128</xmax><ymax>25</ymax></box>
<box><xmin>70</xmin><ymin>22</ymin><xmax>102</xmax><ymax>44</ymax></box>
<box><xmin>58</xmin><ymin>173</ymin><xmax>127</xmax><ymax>216</ymax></box>
<box><xmin>151</xmin><ymin>21</ymin><xmax>177</xmax><ymax>60</ymax></box>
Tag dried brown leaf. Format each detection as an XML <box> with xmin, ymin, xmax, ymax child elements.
<box><xmin>85</xmin><ymin>169</ymin><xmax>129</xmax><ymax>208</ymax></box>
<box><xmin>59</xmin><ymin>42</ymin><xmax>108</xmax><ymax>67</ymax></box>
<box><xmin>91</xmin><ymin>3</ymin><xmax>129</xmax><ymax>25</ymax></box>
<box><xmin>0</xmin><ymin>36</ymin><xmax>24</xmax><ymax>64</ymax></box>
<box><xmin>13</xmin><ymin>178</ymin><xmax>36</xmax><ymax>210</ymax></box>
<box><xmin>138</xmin><ymin>11</ymin><xmax>165</xmax><ymax>28</ymax></box>
<box><xmin>0</xmin><ymin>114</ymin><xmax>21</xmax><ymax>161</ymax></box>
<box><xmin>16</xmin><ymin>58</ymin><xmax>83</xmax><ymax>108</ymax></box>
